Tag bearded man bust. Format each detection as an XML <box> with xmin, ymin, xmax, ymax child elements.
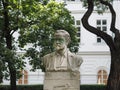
<box><xmin>42</xmin><ymin>30</ymin><xmax>83</xmax><ymax>90</ymax></box>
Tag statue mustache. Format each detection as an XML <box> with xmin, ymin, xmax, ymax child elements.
<box><xmin>54</xmin><ymin>43</ymin><xmax>62</xmax><ymax>46</ymax></box>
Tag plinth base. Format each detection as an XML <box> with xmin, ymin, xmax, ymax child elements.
<box><xmin>43</xmin><ymin>71</ymin><xmax>80</xmax><ymax>90</ymax></box>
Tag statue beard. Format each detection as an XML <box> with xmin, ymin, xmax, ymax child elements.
<box><xmin>54</xmin><ymin>44</ymin><xmax>66</xmax><ymax>51</ymax></box>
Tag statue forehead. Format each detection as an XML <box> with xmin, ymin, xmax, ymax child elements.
<box><xmin>54</xmin><ymin>30</ymin><xmax>70</xmax><ymax>38</ymax></box>
<box><xmin>54</xmin><ymin>33</ymin><xmax>65</xmax><ymax>38</ymax></box>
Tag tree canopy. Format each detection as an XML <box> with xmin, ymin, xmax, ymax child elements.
<box><xmin>0</xmin><ymin>0</ymin><xmax>25</xmax><ymax>85</ymax></box>
<box><xmin>18</xmin><ymin>0</ymin><xmax>78</xmax><ymax>71</ymax></box>
<box><xmin>82</xmin><ymin>0</ymin><xmax>113</xmax><ymax>13</ymax></box>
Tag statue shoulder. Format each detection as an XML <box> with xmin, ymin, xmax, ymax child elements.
<box><xmin>68</xmin><ymin>50</ymin><xmax>83</xmax><ymax>62</ymax></box>
<box><xmin>43</xmin><ymin>52</ymin><xmax>55</xmax><ymax>60</ymax></box>
<box><xmin>75</xmin><ymin>54</ymin><xmax>83</xmax><ymax>60</ymax></box>
<box><xmin>42</xmin><ymin>52</ymin><xmax>55</xmax><ymax>66</ymax></box>
<box><xmin>74</xmin><ymin>54</ymin><xmax>83</xmax><ymax>64</ymax></box>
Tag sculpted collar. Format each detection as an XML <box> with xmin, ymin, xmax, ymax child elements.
<box><xmin>55</xmin><ymin>48</ymin><xmax>68</xmax><ymax>58</ymax></box>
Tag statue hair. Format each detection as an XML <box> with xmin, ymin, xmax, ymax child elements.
<box><xmin>54</xmin><ymin>30</ymin><xmax>71</xmax><ymax>45</ymax></box>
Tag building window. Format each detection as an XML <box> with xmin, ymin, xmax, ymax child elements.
<box><xmin>66</xmin><ymin>0</ymin><xmax>80</xmax><ymax>1</ymax></box>
<box><xmin>18</xmin><ymin>70</ymin><xmax>28</xmax><ymax>85</ymax></box>
<box><xmin>66</xmin><ymin>0</ymin><xmax>75</xmax><ymax>1</ymax></box>
<box><xmin>96</xmin><ymin>19</ymin><xmax>107</xmax><ymax>43</ymax></box>
<box><xmin>75</xmin><ymin>20</ymin><xmax>81</xmax><ymax>42</ymax></box>
<box><xmin>97</xmin><ymin>70</ymin><xmax>108</xmax><ymax>84</ymax></box>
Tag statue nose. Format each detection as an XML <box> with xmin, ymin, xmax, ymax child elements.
<box><xmin>56</xmin><ymin>40</ymin><xmax>60</xmax><ymax>44</ymax></box>
<box><xmin>56</xmin><ymin>42</ymin><xmax>60</xmax><ymax>45</ymax></box>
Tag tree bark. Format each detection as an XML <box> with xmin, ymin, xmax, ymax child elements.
<box><xmin>8</xmin><ymin>63</ymin><xmax>17</xmax><ymax>90</ymax></box>
<box><xmin>6</xmin><ymin>35</ymin><xmax>17</xmax><ymax>90</ymax></box>
<box><xmin>107</xmin><ymin>50</ymin><xmax>120</xmax><ymax>90</ymax></box>
<box><xmin>2</xmin><ymin>0</ymin><xmax>17</xmax><ymax>90</ymax></box>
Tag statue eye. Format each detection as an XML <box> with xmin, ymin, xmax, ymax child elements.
<box><xmin>58</xmin><ymin>38</ymin><xmax>64</xmax><ymax>42</ymax></box>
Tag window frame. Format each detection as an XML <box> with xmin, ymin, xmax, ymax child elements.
<box><xmin>96</xmin><ymin>19</ymin><xmax>107</xmax><ymax>43</ymax></box>
<box><xmin>75</xmin><ymin>19</ymin><xmax>81</xmax><ymax>42</ymax></box>
<box><xmin>97</xmin><ymin>69</ymin><xmax>108</xmax><ymax>85</ymax></box>
<box><xmin>18</xmin><ymin>70</ymin><xmax>28</xmax><ymax>85</ymax></box>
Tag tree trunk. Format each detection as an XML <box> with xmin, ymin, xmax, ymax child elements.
<box><xmin>9</xmin><ymin>66</ymin><xmax>17</xmax><ymax>90</ymax></box>
<box><xmin>0</xmin><ymin>72</ymin><xmax>3</xmax><ymax>83</ymax></box>
<box><xmin>2</xmin><ymin>0</ymin><xmax>17</xmax><ymax>89</ymax></box>
<box><xmin>6</xmin><ymin>35</ymin><xmax>17</xmax><ymax>90</ymax></box>
<box><xmin>106</xmin><ymin>50</ymin><xmax>120</xmax><ymax>90</ymax></box>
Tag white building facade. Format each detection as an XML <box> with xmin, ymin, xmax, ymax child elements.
<box><xmin>2</xmin><ymin>0</ymin><xmax>120</xmax><ymax>85</ymax></box>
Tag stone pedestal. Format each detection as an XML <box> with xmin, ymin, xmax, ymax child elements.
<box><xmin>43</xmin><ymin>71</ymin><xmax>80</xmax><ymax>90</ymax></box>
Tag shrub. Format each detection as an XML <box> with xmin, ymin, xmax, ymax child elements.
<box><xmin>81</xmin><ymin>85</ymin><xmax>106</xmax><ymax>90</ymax></box>
<box><xmin>0</xmin><ymin>84</ymin><xmax>106</xmax><ymax>90</ymax></box>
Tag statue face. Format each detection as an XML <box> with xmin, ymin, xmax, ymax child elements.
<box><xmin>53</xmin><ymin>36</ymin><xmax>67</xmax><ymax>51</ymax></box>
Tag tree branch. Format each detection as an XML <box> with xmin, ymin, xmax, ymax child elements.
<box><xmin>81</xmin><ymin>0</ymin><xmax>115</xmax><ymax>50</ymax></box>
<box><xmin>2</xmin><ymin>0</ymin><xmax>11</xmax><ymax>35</ymax></box>
<box><xmin>100</xmin><ymin>0</ymin><xmax>119</xmax><ymax>34</ymax></box>
<box><xmin>10</xmin><ymin>26</ymin><xmax>18</xmax><ymax>35</ymax></box>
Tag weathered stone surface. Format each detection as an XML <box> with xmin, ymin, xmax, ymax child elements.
<box><xmin>42</xmin><ymin>30</ymin><xmax>83</xmax><ymax>90</ymax></box>
<box><xmin>44</xmin><ymin>72</ymin><xmax>80</xmax><ymax>90</ymax></box>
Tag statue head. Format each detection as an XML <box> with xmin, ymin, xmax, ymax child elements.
<box><xmin>53</xmin><ymin>30</ymin><xmax>71</xmax><ymax>51</ymax></box>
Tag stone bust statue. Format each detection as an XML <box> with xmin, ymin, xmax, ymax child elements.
<box><xmin>42</xmin><ymin>30</ymin><xmax>83</xmax><ymax>72</ymax></box>
<box><xmin>42</xmin><ymin>30</ymin><xmax>83</xmax><ymax>90</ymax></box>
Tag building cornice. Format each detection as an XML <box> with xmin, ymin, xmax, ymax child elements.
<box><xmin>70</xmin><ymin>10</ymin><xmax>110</xmax><ymax>14</ymax></box>
<box><xmin>77</xmin><ymin>51</ymin><xmax>110</xmax><ymax>55</ymax></box>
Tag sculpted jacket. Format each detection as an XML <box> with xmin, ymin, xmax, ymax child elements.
<box><xmin>42</xmin><ymin>49</ymin><xmax>83</xmax><ymax>72</ymax></box>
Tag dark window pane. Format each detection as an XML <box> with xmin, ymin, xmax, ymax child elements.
<box><xmin>102</xmin><ymin>27</ymin><xmax>107</xmax><ymax>32</ymax></box>
<box><xmin>77</xmin><ymin>27</ymin><xmax>80</xmax><ymax>32</ymax></box>
<box><xmin>97</xmin><ymin>20</ymin><xmax>101</xmax><ymax>25</ymax></box>
<box><xmin>77</xmin><ymin>27</ymin><xmax>80</xmax><ymax>38</ymax></box>
<box><xmin>97</xmin><ymin>27</ymin><xmax>101</xmax><ymax>30</ymax></box>
<box><xmin>102</xmin><ymin>20</ymin><xmax>106</xmax><ymax>25</ymax></box>
<box><xmin>73</xmin><ymin>20</ymin><xmax>75</xmax><ymax>25</ymax></box>
<box><xmin>78</xmin><ymin>38</ymin><xmax>80</xmax><ymax>42</ymax></box>
<box><xmin>76</xmin><ymin>20</ymin><xmax>80</xmax><ymax>25</ymax></box>
<box><xmin>77</xmin><ymin>33</ymin><xmax>80</xmax><ymax>37</ymax></box>
<box><xmin>97</xmin><ymin>37</ymin><xmax>101</xmax><ymax>42</ymax></box>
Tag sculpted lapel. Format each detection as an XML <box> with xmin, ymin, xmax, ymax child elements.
<box><xmin>67</xmin><ymin>50</ymin><xmax>75</xmax><ymax>71</ymax></box>
<box><xmin>49</xmin><ymin>52</ymin><xmax>56</xmax><ymax>71</ymax></box>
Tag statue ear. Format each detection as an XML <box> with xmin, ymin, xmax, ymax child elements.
<box><xmin>66</xmin><ymin>38</ymin><xmax>71</xmax><ymax>45</ymax></box>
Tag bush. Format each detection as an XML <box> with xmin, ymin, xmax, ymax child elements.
<box><xmin>0</xmin><ymin>85</ymin><xmax>10</xmax><ymax>90</ymax></box>
<box><xmin>0</xmin><ymin>85</ymin><xmax>43</xmax><ymax>90</ymax></box>
<box><xmin>81</xmin><ymin>85</ymin><xmax>106</xmax><ymax>90</ymax></box>
<box><xmin>0</xmin><ymin>84</ymin><xmax>106</xmax><ymax>90</ymax></box>
<box><xmin>17</xmin><ymin>85</ymin><xmax>43</xmax><ymax>90</ymax></box>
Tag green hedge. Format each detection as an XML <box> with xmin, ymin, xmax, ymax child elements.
<box><xmin>0</xmin><ymin>84</ymin><xmax>106</xmax><ymax>90</ymax></box>
<box><xmin>0</xmin><ymin>85</ymin><xmax>43</xmax><ymax>90</ymax></box>
<box><xmin>81</xmin><ymin>85</ymin><xmax>106</xmax><ymax>90</ymax></box>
